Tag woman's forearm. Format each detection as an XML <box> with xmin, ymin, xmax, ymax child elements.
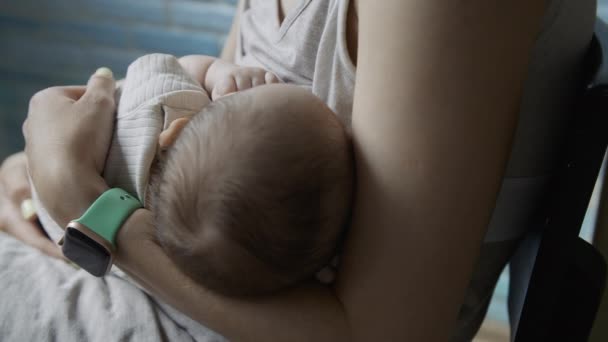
<box><xmin>115</xmin><ymin>209</ymin><xmax>352</xmax><ymax>342</ymax></box>
<box><xmin>38</xmin><ymin>164</ymin><xmax>109</xmax><ymax>228</ymax></box>
<box><xmin>28</xmin><ymin>84</ymin><xmax>352</xmax><ymax>341</ymax></box>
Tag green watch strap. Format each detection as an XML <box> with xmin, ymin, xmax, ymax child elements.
<box><xmin>74</xmin><ymin>188</ymin><xmax>142</xmax><ymax>247</ymax></box>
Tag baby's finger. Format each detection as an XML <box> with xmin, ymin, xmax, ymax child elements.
<box><xmin>265</xmin><ymin>72</ymin><xmax>280</xmax><ymax>84</ymax></box>
<box><xmin>212</xmin><ymin>77</ymin><xmax>238</xmax><ymax>100</ymax></box>
<box><xmin>235</xmin><ymin>74</ymin><xmax>252</xmax><ymax>91</ymax></box>
<box><xmin>159</xmin><ymin>118</ymin><xmax>191</xmax><ymax>150</ymax></box>
<box><xmin>251</xmin><ymin>74</ymin><xmax>266</xmax><ymax>87</ymax></box>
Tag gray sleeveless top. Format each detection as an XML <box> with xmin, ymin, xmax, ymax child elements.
<box><xmin>235</xmin><ymin>0</ymin><xmax>597</xmax><ymax>242</ymax></box>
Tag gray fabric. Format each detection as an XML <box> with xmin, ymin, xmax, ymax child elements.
<box><xmin>0</xmin><ymin>232</ymin><xmax>225</xmax><ymax>341</ymax></box>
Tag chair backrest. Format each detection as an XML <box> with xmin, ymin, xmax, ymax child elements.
<box><xmin>513</xmin><ymin>18</ymin><xmax>608</xmax><ymax>342</ymax></box>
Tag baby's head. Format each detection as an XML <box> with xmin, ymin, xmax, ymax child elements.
<box><xmin>150</xmin><ymin>84</ymin><xmax>353</xmax><ymax>296</ymax></box>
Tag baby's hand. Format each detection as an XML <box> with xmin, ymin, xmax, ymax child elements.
<box><xmin>178</xmin><ymin>55</ymin><xmax>281</xmax><ymax>100</ymax></box>
<box><xmin>211</xmin><ymin>66</ymin><xmax>280</xmax><ymax>100</ymax></box>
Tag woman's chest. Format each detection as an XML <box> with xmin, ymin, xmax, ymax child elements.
<box><xmin>279</xmin><ymin>0</ymin><xmax>302</xmax><ymax>20</ymax></box>
<box><xmin>240</xmin><ymin>0</ymin><xmax>356</xmax><ymax>77</ymax></box>
<box><xmin>241</xmin><ymin>0</ymin><xmax>330</xmax><ymax>83</ymax></box>
<box><xmin>239</xmin><ymin>0</ymin><xmax>357</xmax><ymax>121</ymax></box>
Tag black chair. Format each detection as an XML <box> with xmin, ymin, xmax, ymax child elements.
<box><xmin>511</xmin><ymin>18</ymin><xmax>608</xmax><ymax>342</ymax></box>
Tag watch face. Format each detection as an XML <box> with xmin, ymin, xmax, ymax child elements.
<box><xmin>62</xmin><ymin>227</ymin><xmax>112</xmax><ymax>277</ymax></box>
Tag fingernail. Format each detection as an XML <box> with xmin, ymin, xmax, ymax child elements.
<box><xmin>21</xmin><ymin>199</ymin><xmax>37</xmax><ymax>221</ymax></box>
<box><xmin>95</xmin><ymin>67</ymin><xmax>114</xmax><ymax>79</ymax></box>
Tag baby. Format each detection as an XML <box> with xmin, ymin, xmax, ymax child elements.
<box><xmin>36</xmin><ymin>54</ymin><xmax>353</xmax><ymax>297</ymax></box>
<box><xmin>140</xmin><ymin>55</ymin><xmax>354</xmax><ymax>296</ymax></box>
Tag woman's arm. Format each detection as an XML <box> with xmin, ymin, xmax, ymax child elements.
<box><xmin>177</xmin><ymin>0</ymin><xmax>246</xmax><ymax>83</ymax></box>
<box><xmin>0</xmin><ymin>152</ymin><xmax>64</xmax><ymax>259</ymax></box>
<box><xmin>114</xmin><ymin>210</ymin><xmax>351</xmax><ymax>341</ymax></box>
<box><xmin>26</xmin><ymin>1</ymin><xmax>548</xmax><ymax>340</ymax></box>
<box><xmin>339</xmin><ymin>0</ymin><xmax>546</xmax><ymax>340</ymax></box>
<box><xmin>219</xmin><ymin>0</ymin><xmax>244</xmax><ymax>62</ymax></box>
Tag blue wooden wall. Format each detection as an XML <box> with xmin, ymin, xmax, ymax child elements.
<box><xmin>0</xmin><ymin>0</ymin><xmax>236</xmax><ymax>158</ymax></box>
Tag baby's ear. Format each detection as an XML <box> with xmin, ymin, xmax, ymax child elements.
<box><xmin>159</xmin><ymin>118</ymin><xmax>190</xmax><ymax>150</ymax></box>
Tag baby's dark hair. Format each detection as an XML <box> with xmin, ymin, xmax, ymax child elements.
<box><xmin>150</xmin><ymin>88</ymin><xmax>353</xmax><ymax>297</ymax></box>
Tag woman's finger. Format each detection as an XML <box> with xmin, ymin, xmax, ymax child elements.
<box><xmin>30</xmin><ymin>86</ymin><xmax>87</xmax><ymax>105</ymax></box>
<box><xmin>22</xmin><ymin>119</ymin><xmax>29</xmax><ymax>141</ymax></box>
<box><xmin>0</xmin><ymin>186</ymin><xmax>64</xmax><ymax>260</ymax></box>
<box><xmin>5</xmin><ymin>218</ymin><xmax>64</xmax><ymax>260</ymax></box>
<box><xmin>48</xmin><ymin>86</ymin><xmax>87</xmax><ymax>101</ymax></box>
<box><xmin>79</xmin><ymin>67</ymin><xmax>116</xmax><ymax>110</ymax></box>
<box><xmin>0</xmin><ymin>153</ymin><xmax>31</xmax><ymax>203</ymax></box>
<box><xmin>2</xmin><ymin>202</ymin><xmax>61</xmax><ymax>259</ymax></box>
<box><xmin>34</xmin><ymin>239</ymin><xmax>65</xmax><ymax>260</ymax></box>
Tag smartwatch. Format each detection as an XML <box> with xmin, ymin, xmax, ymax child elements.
<box><xmin>59</xmin><ymin>188</ymin><xmax>142</xmax><ymax>276</ymax></box>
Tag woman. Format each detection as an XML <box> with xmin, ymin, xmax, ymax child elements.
<box><xmin>1</xmin><ymin>0</ymin><xmax>596</xmax><ymax>340</ymax></box>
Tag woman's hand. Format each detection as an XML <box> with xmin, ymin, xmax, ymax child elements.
<box><xmin>24</xmin><ymin>68</ymin><xmax>116</xmax><ymax>176</ymax></box>
<box><xmin>0</xmin><ymin>152</ymin><xmax>64</xmax><ymax>259</ymax></box>
<box><xmin>23</xmin><ymin>68</ymin><xmax>115</xmax><ymax>227</ymax></box>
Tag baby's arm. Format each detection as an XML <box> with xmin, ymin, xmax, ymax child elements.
<box><xmin>179</xmin><ymin>55</ymin><xmax>279</xmax><ymax>100</ymax></box>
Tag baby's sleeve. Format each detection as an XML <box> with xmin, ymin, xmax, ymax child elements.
<box><xmin>104</xmin><ymin>54</ymin><xmax>210</xmax><ymax>202</ymax></box>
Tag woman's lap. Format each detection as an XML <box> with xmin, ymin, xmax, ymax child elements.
<box><xmin>1</xmin><ymin>228</ymin><xmax>524</xmax><ymax>341</ymax></box>
<box><xmin>0</xmin><ymin>232</ymin><xmax>222</xmax><ymax>342</ymax></box>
